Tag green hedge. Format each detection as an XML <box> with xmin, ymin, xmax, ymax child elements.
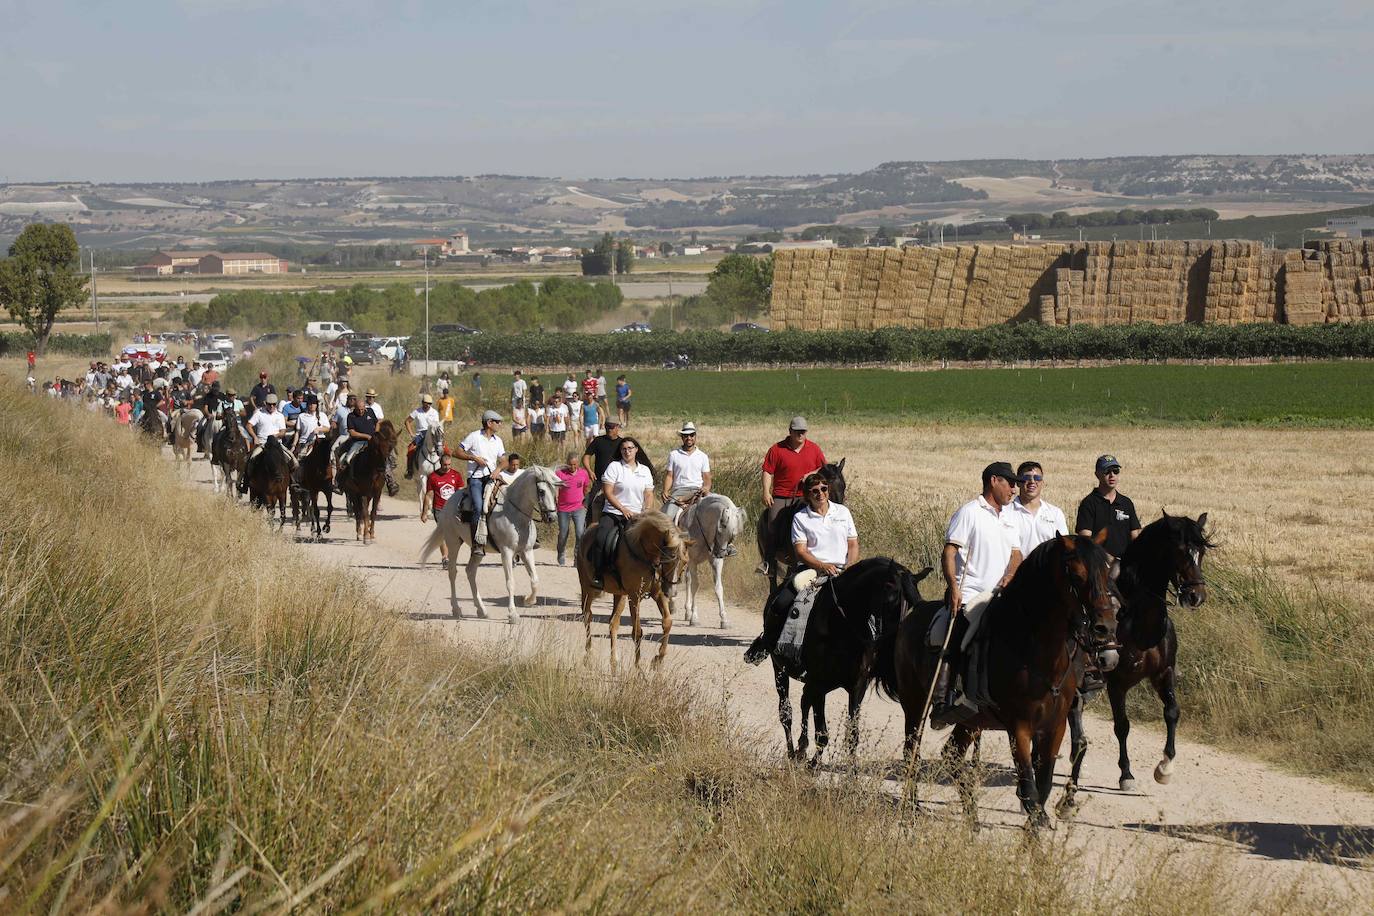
<box><xmin>0</xmin><ymin>332</ymin><xmax>113</xmax><ymax>358</ymax></box>
<box><xmin>430</xmin><ymin>322</ymin><xmax>1374</xmax><ymax>367</ymax></box>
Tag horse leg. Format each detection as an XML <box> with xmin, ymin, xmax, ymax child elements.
<box><xmin>630</xmin><ymin>597</ymin><xmax>644</xmax><ymax>668</ymax></box>
<box><xmin>1152</xmin><ymin>666</ymin><xmax>1180</xmax><ymax>785</ymax></box>
<box><xmin>1036</xmin><ymin>717</ymin><xmax>1069</xmax><ymax>829</ymax></box>
<box><xmin>368</xmin><ymin>493</ymin><xmax>379</xmax><ymax>542</ymax></box>
<box><xmin>845</xmin><ymin>686</ymin><xmax>863</xmax><ymax>759</ymax></box>
<box><xmin>607</xmin><ymin>594</ymin><xmax>625</xmax><ymax>670</ymax></box>
<box><xmin>519</xmin><ymin>547</ymin><xmax>538</xmax><ymax>608</ymax></box>
<box><xmin>796</xmin><ymin>687</ymin><xmax>811</xmax><ymax>763</ymax></box>
<box><xmin>447</xmin><ymin>537</ymin><xmax>464</xmax><ymax>619</ymax></box>
<box><xmin>773</xmin><ymin>659</ymin><xmax>797</xmax><ymax>759</ymax></box>
<box><xmin>711</xmin><ymin>556</ymin><xmax>727</xmax><ymax>628</ymax></box>
<box><xmin>805</xmin><ymin>684</ymin><xmax>828</xmax><ymax>769</ymax></box>
<box><xmin>683</xmin><ymin>562</ymin><xmax>698</xmax><ymax>626</ymax></box>
<box><xmin>581</xmin><ymin>589</ymin><xmax>594</xmax><ymax>653</ymax></box>
<box><xmin>1109</xmin><ymin>681</ymin><xmax>1137</xmax><ymax>791</ymax></box>
<box><xmin>500</xmin><ymin>547</ymin><xmax>519</xmax><ymax>624</ymax></box>
<box><xmin>651</xmin><ymin>589</ymin><xmax>672</xmax><ymax>669</ymax></box>
<box><xmin>322</xmin><ymin>490</ymin><xmax>333</xmax><ymax>534</ymax></box>
<box><xmin>1056</xmin><ymin>694</ymin><xmax>1090</xmax><ymax>819</ymax></box>
<box><xmin>943</xmin><ymin>726</ymin><xmax>980</xmax><ymax>825</ymax></box>
<box><xmin>1009</xmin><ymin>724</ymin><xmax>1046</xmax><ymax>827</ymax></box>
<box><xmin>466</xmin><ymin>553</ymin><xmax>487</xmax><ymax>618</ymax></box>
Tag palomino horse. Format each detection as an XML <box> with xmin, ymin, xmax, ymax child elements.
<box><xmin>245</xmin><ymin>437</ymin><xmax>292</xmax><ymax>527</ymax></box>
<box><xmin>420</xmin><ymin>465</ymin><xmax>561</xmax><ymax>622</ymax></box>
<box><xmin>290</xmin><ymin>434</ymin><xmax>336</xmax><ymax>541</ymax></box>
<box><xmin>770</xmin><ymin>559</ymin><xmax>931</xmax><ymax>768</ymax></box>
<box><xmin>171</xmin><ymin>408</ymin><xmax>202</xmax><ymax>473</ymax></box>
<box><xmin>674</xmin><ymin>493</ymin><xmax>747</xmax><ymax>627</ymax></box>
<box><xmin>757</xmin><ymin>459</ymin><xmax>846</xmax><ymax>592</ymax></box>
<box><xmin>411</xmin><ymin>422</ymin><xmax>446</xmax><ymax>513</ymax></box>
<box><xmin>339</xmin><ymin>419</ymin><xmax>398</xmax><ymax>543</ymax></box>
<box><xmin>881</xmin><ymin>533</ymin><xmax>1118</xmax><ymax>828</ymax></box>
<box><xmin>1059</xmin><ymin>512</ymin><xmax>1212</xmax><ymax>813</ymax></box>
<box><xmin>210</xmin><ymin>414</ymin><xmax>247</xmax><ymax>498</ymax></box>
<box><xmin>577</xmin><ymin>512</ymin><xmax>691</xmax><ymax>668</ymax></box>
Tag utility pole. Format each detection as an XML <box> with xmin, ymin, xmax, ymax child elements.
<box><xmin>89</xmin><ymin>249</ymin><xmax>100</xmax><ymax>330</ymax></box>
<box><xmin>424</xmin><ymin>245</ymin><xmax>430</xmax><ymax>375</ymax></box>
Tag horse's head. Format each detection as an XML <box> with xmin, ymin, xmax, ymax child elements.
<box><xmin>374</xmin><ymin>419</ymin><xmax>399</xmax><ymax>453</ymax></box>
<box><xmin>1160</xmin><ymin>511</ymin><xmax>1214</xmax><ymax>608</ymax></box>
<box><xmin>530</xmin><ymin>466</ymin><xmax>560</xmax><ymax>524</ymax></box>
<box><xmin>1057</xmin><ymin>532</ymin><xmax>1119</xmax><ymax>658</ymax></box>
<box><xmin>821</xmin><ymin>458</ymin><xmax>847</xmax><ymax>505</ymax></box>
<box><xmin>632</xmin><ymin>513</ymin><xmax>692</xmax><ymax>593</ymax></box>
<box><xmin>701</xmin><ymin>495</ymin><xmax>746</xmax><ymax>560</ymax></box>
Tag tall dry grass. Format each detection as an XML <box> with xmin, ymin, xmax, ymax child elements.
<box><xmin>2</xmin><ymin>376</ymin><xmax>1336</xmax><ymax>910</ymax></box>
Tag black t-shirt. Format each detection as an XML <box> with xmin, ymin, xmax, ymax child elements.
<box><xmin>1075</xmin><ymin>490</ymin><xmax>1142</xmax><ymax>558</ymax></box>
<box><xmin>346</xmin><ymin>410</ymin><xmax>378</xmax><ymax>437</ymax></box>
<box><xmin>584</xmin><ymin>434</ymin><xmax>621</xmax><ymax>480</ymax></box>
<box><xmin>141</xmin><ymin>389</ymin><xmax>163</xmax><ymax>411</ymax></box>
<box><xmin>529</xmin><ymin>383</ymin><xmax>544</xmax><ymax>406</ymax></box>
<box><xmin>250</xmin><ymin>382</ymin><xmax>276</xmax><ymax>405</ymax></box>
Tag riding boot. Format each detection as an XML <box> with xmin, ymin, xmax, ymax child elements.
<box><xmin>929</xmin><ymin>654</ymin><xmax>958</xmax><ymax>729</ymax></box>
<box><xmin>470</xmin><ymin>521</ymin><xmax>485</xmax><ymax>558</ymax></box>
<box><xmin>744</xmin><ymin>586</ymin><xmax>792</xmax><ymax>665</ymax></box>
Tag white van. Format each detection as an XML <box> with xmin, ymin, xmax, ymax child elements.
<box><xmin>306</xmin><ymin>321</ymin><xmax>354</xmax><ymax>340</ymax></box>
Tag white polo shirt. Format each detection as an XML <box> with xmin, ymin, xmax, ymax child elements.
<box><xmin>248</xmin><ymin>408</ymin><xmax>286</xmax><ymax>440</ymax></box>
<box><xmin>408</xmin><ymin>406</ymin><xmax>440</xmax><ymax>433</ymax></box>
<box><xmin>665</xmin><ymin>446</ymin><xmax>711</xmax><ymax>491</ymax></box>
<box><xmin>602</xmin><ymin>461</ymin><xmax>654</xmax><ymax>516</ymax></box>
<box><xmin>945</xmin><ymin>495</ymin><xmax>1021</xmax><ymax>597</ymax></box>
<box><xmin>296</xmin><ymin>410</ymin><xmax>321</xmax><ymax>442</ymax></box>
<box><xmin>1008</xmin><ymin>497</ymin><xmax>1069</xmax><ymax>557</ymax></box>
<box><xmin>365</xmin><ymin>399</ymin><xmax>384</xmax><ymax>419</ymax></box>
<box><xmin>459</xmin><ymin>429</ymin><xmax>505</xmax><ymax>479</ymax></box>
<box><xmin>791</xmin><ymin>502</ymin><xmax>857</xmax><ymax>567</ymax></box>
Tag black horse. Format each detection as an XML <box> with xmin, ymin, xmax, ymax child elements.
<box><xmin>757</xmin><ymin>459</ymin><xmax>847</xmax><ymax>591</ymax></box>
<box><xmin>1060</xmin><ymin>512</ymin><xmax>1212</xmax><ymax>811</ymax></box>
<box><xmin>246</xmin><ymin>436</ymin><xmax>292</xmax><ymax>528</ymax></box>
<box><xmin>770</xmin><ymin>558</ymin><xmax>932</xmax><ymax>768</ymax></box>
<box><xmin>290</xmin><ymin>435</ymin><xmax>336</xmax><ymax>541</ymax></box>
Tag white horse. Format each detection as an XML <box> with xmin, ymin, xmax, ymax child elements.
<box><xmin>412</xmin><ymin>422</ymin><xmax>445</xmax><ymax>512</ymax></box>
<box><xmin>674</xmin><ymin>493</ymin><xmax>747</xmax><ymax>627</ymax></box>
<box><xmin>420</xmin><ymin>465</ymin><xmax>560</xmax><ymax>623</ymax></box>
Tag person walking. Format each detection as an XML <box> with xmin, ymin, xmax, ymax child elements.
<box><xmin>546</xmin><ymin>390</ymin><xmax>570</xmax><ymax>444</ymax></box>
<box><xmin>435</xmin><ymin>385</ymin><xmax>456</xmax><ymax>424</ymax></box>
<box><xmin>421</xmin><ymin>452</ymin><xmax>464</xmax><ymax>568</ymax></box>
<box><xmin>594</xmin><ymin>368</ymin><xmax>608</xmax><ymax>416</ymax></box>
<box><xmin>1009</xmin><ymin>460</ymin><xmax>1070</xmax><ymax>556</ymax></box>
<box><xmin>582</xmin><ymin>417</ymin><xmax>623</xmax><ymax>522</ymax></box>
<box><xmin>554</xmin><ymin>451</ymin><xmax>591</xmax><ymax>566</ymax></box>
<box><xmin>1075</xmin><ymin>454</ymin><xmax>1142</xmax><ymax>560</ymax></box>
<box><xmin>528</xmin><ymin>399</ymin><xmax>546</xmax><ymax>440</ymax></box>
<box><xmin>511</xmin><ymin>399</ymin><xmax>528</xmax><ymax>440</ymax></box>
<box><xmin>614</xmin><ymin>374</ymin><xmax>632</xmax><ymax>427</ymax></box>
<box><xmin>661</xmin><ymin>421</ymin><xmax>711</xmax><ymax>524</ymax></box>
<box><xmin>580</xmin><ymin>391</ymin><xmax>601</xmax><ymax>439</ymax></box>
<box><xmin>511</xmin><ymin>369</ymin><xmax>528</xmax><ymax>408</ymax></box>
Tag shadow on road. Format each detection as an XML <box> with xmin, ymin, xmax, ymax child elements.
<box><xmin>1126</xmin><ymin>821</ymin><xmax>1374</xmax><ymax>868</ymax></box>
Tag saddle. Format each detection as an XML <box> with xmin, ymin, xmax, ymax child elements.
<box><xmin>591</xmin><ymin>520</ymin><xmax>626</xmax><ymax>588</ymax></box>
<box><xmin>775</xmin><ymin>573</ymin><xmax>829</xmax><ymax>668</ymax></box>
<box><xmin>926</xmin><ymin>598</ymin><xmax>998</xmax><ymax>725</ymax></box>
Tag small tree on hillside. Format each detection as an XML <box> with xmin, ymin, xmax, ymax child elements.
<box><xmin>615</xmin><ymin>239</ymin><xmax>635</xmax><ymax>275</ymax></box>
<box><xmin>0</xmin><ymin>223</ymin><xmax>88</xmax><ymax>356</ymax></box>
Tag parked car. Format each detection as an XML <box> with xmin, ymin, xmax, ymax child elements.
<box><xmin>610</xmin><ymin>322</ymin><xmax>652</xmax><ymax>334</ymax></box>
<box><xmin>196</xmin><ymin>349</ymin><xmax>229</xmax><ymax>372</ymax></box>
<box><xmin>345</xmin><ymin>339</ymin><xmax>376</xmax><ymax>364</ymax></box>
<box><xmin>430</xmin><ymin>323</ymin><xmax>481</xmax><ymax>335</ymax></box>
<box><xmin>373</xmin><ymin>336</ymin><xmax>410</xmax><ymax>361</ymax></box>
<box><xmin>209</xmin><ymin>334</ymin><xmax>235</xmax><ymax>355</ymax></box>
<box><xmin>306</xmin><ymin>321</ymin><xmax>353</xmax><ymax>340</ymax></box>
<box><xmin>326</xmin><ymin>331</ymin><xmax>369</xmax><ymax>348</ymax></box>
<box><xmin>731</xmin><ymin>321</ymin><xmax>770</xmax><ymax>333</ymax></box>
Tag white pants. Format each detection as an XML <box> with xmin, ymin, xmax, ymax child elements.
<box><xmin>927</xmin><ymin>589</ymin><xmax>994</xmax><ymax>649</ymax></box>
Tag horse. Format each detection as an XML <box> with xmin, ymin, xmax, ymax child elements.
<box><xmin>757</xmin><ymin>459</ymin><xmax>847</xmax><ymax>591</ymax></box>
<box><xmin>1059</xmin><ymin>512</ymin><xmax>1213</xmax><ymax>811</ymax></box>
<box><xmin>339</xmin><ymin>419</ymin><xmax>398</xmax><ymax>544</ymax></box>
<box><xmin>171</xmin><ymin>408</ymin><xmax>202</xmax><ymax>473</ymax></box>
<box><xmin>577</xmin><ymin>511</ymin><xmax>691</xmax><ymax>669</ymax></box>
<box><xmin>880</xmin><ymin>533</ymin><xmax>1119</xmax><ymax>829</ymax></box>
<box><xmin>290</xmin><ymin>434</ymin><xmax>336</xmax><ymax>541</ymax></box>
<box><xmin>138</xmin><ymin>406</ymin><xmax>166</xmax><ymax>444</ymax></box>
<box><xmin>411</xmin><ymin>422</ymin><xmax>446</xmax><ymax>512</ymax></box>
<box><xmin>245</xmin><ymin>436</ymin><xmax>292</xmax><ymax>528</ymax></box>
<box><xmin>769</xmin><ymin>559</ymin><xmax>932</xmax><ymax>768</ymax></box>
<box><xmin>674</xmin><ymin>493</ymin><xmax>747</xmax><ymax>627</ymax></box>
<box><xmin>210</xmin><ymin>414</ymin><xmax>247</xmax><ymax>498</ymax></box>
<box><xmin>420</xmin><ymin>465</ymin><xmax>561</xmax><ymax>622</ymax></box>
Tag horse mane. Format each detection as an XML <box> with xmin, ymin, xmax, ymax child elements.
<box><xmin>1119</xmin><ymin>512</ymin><xmax>1214</xmax><ymax>595</ymax></box>
<box><xmin>994</xmin><ymin>535</ymin><xmax>1109</xmax><ymax>628</ymax></box>
<box><xmin>627</xmin><ymin>510</ymin><xmax>681</xmax><ymax>549</ymax></box>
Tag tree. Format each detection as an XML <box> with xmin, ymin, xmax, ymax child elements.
<box><xmin>615</xmin><ymin>239</ymin><xmax>635</xmax><ymax>275</ymax></box>
<box><xmin>658</xmin><ymin>240</ymin><xmax>674</xmax><ymax>256</ymax></box>
<box><xmin>0</xmin><ymin>223</ymin><xmax>88</xmax><ymax>356</ymax></box>
<box><xmin>702</xmin><ymin>253</ymin><xmax>773</xmax><ymax>321</ymax></box>
<box><xmin>580</xmin><ymin>233</ymin><xmax>615</xmax><ymax>276</ymax></box>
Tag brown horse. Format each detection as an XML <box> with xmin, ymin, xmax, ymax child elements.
<box><xmin>880</xmin><ymin>533</ymin><xmax>1118</xmax><ymax>828</ymax></box>
<box><xmin>210</xmin><ymin>412</ymin><xmax>248</xmax><ymax>498</ymax></box>
<box><xmin>171</xmin><ymin>408</ymin><xmax>201</xmax><ymax>473</ymax></box>
<box><xmin>577</xmin><ymin>511</ymin><xmax>691</xmax><ymax>668</ymax></box>
<box><xmin>1060</xmin><ymin>512</ymin><xmax>1212</xmax><ymax>812</ymax></box>
<box><xmin>245</xmin><ymin>437</ymin><xmax>292</xmax><ymax>528</ymax></box>
<box><xmin>756</xmin><ymin>459</ymin><xmax>846</xmax><ymax>592</ymax></box>
<box><xmin>290</xmin><ymin>435</ymin><xmax>336</xmax><ymax>541</ymax></box>
<box><xmin>339</xmin><ymin>419</ymin><xmax>397</xmax><ymax>543</ymax></box>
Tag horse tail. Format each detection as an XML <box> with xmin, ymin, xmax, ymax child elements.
<box><xmin>419</xmin><ymin>515</ymin><xmax>445</xmax><ymax>564</ymax></box>
<box><xmin>872</xmin><ymin>630</ymin><xmax>902</xmax><ymax>702</ymax></box>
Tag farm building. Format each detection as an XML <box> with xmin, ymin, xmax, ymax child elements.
<box><xmin>135</xmin><ymin>250</ymin><xmax>288</xmax><ymax>275</ymax></box>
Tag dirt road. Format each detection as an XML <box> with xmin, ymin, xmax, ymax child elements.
<box><xmin>179</xmin><ymin>456</ymin><xmax>1374</xmax><ymax>902</ymax></box>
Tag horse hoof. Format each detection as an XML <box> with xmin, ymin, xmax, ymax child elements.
<box><xmin>688</xmin><ymin>613</ymin><xmax>699</xmax><ymax>627</ymax></box>
<box><xmin>1153</xmin><ymin>759</ymin><xmax>1173</xmax><ymax>785</ymax></box>
<box><xmin>476</xmin><ymin>609</ymin><xmax>489</xmax><ymax>619</ymax></box>
<box><xmin>718</xmin><ymin>616</ymin><xmax>728</xmax><ymax>629</ymax></box>
<box><xmin>1119</xmin><ymin>777</ymin><xmax>1138</xmax><ymax>792</ymax></box>
<box><xmin>507</xmin><ymin>615</ymin><xmax>519</xmax><ymax>626</ymax></box>
<box><xmin>1055</xmin><ymin>792</ymin><xmax>1087</xmax><ymax>820</ymax></box>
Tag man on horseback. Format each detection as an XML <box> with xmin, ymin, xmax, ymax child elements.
<box><xmin>1076</xmin><ymin>455</ymin><xmax>1141</xmax><ymax>560</ymax></box>
<box><xmin>744</xmin><ymin>470</ymin><xmax>859</xmax><ymax>664</ymax></box>
<box><xmin>335</xmin><ymin>395</ymin><xmax>378</xmax><ymax>489</ymax></box>
<box><xmin>758</xmin><ymin>417</ymin><xmax>825</xmax><ymax>571</ymax></box>
<box><xmin>930</xmin><ymin>462</ymin><xmax>1024</xmax><ymax>724</ymax></box>
<box><xmin>458</xmin><ymin>410</ymin><xmax>506</xmax><ymax>557</ymax></box>
<box><xmin>404</xmin><ymin>393</ymin><xmax>441</xmax><ymax>479</ymax></box>
<box><xmin>239</xmin><ymin>393</ymin><xmax>298</xmax><ymax>494</ymax></box>
<box><xmin>661</xmin><ymin>421</ymin><xmax>712</xmax><ymax>525</ymax></box>
<box><xmin>1009</xmin><ymin>460</ymin><xmax>1069</xmax><ymax>555</ymax></box>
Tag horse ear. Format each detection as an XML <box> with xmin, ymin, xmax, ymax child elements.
<box><xmin>837</xmin><ymin>457</ymin><xmax>846</xmax><ymax>472</ymax></box>
<box><xmin>1160</xmin><ymin>507</ymin><xmax>1171</xmax><ymax>520</ymax></box>
<box><xmin>1197</xmin><ymin>511</ymin><xmax>1208</xmax><ymax>530</ymax></box>
<box><xmin>1092</xmin><ymin>528</ymin><xmax>1109</xmax><ymax>546</ymax></box>
<box><xmin>1059</xmin><ymin>534</ymin><xmax>1075</xmax><ymax>550</ymax></box>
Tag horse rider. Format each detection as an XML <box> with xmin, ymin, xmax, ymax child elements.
<box><xmin>458</xmin><ymin>410</ymin><xmax>506</xmax><ymax>557</ymax></box>
<box><xmin>249</xmin><ymin>371</ymin><xmax>275</xmax><ymax>411</ymax></box>
<box><xmin>239</xmin><ymin>393</ymin><xmax>298</xmax><ymax>493</ymax></box>
<box><xmin>930</xmin><ymin>461</ymin><xmax>1024</xmax><ymax>725</ymax></box>
<box><xmin>404</xmin><ymin>393</ymin><xmax>441</xmax><ymax>480</ymax></box>
<box><xmin>294</xmin><ymin>394</ymin><xmax>326</xmax><ymax>457</ymax></box>
<box><xmin>661</xmin><ymin>421</ymin><xmax>712</xmax><ymax>525</ymax></box>
<box><xmin>588</xmin><ymin>437</ymin><xmax>656</xmax><ymax>590</ymax></box>
<box><xmin>1076</xmin><ymin>454</ymin><xmax>1141</xmax><ymax>561</ymax></box>
<box><xmin>363</xmin><ymin>387</ymin><xmax>384</xmax><ymax>420</ymax></box>
<box><xmin>581</xmin><ymin>417</ymin><xmax>623</xmax><ymax>523</ymax></box>
<box><xmin>758</xmin><ymin>416</ymin><xmax>825</xmax><ymax>569</ymax></box>
<box><xmin>331</xmin><ymin>392</ymin><xmax>359</xmax><ymax>465</ymax></box>
<box><xmin>280</xmin><ymin>388</ymin><xmax>305</xmax><ymax>448</ymax></box>
<box><xmin>744</xmin><ymin>470</ymin><xmax>859</xmax><ymax>664</ymax></box>
<box><xmin>1009</xmin><ymin>460</ymin><xmax>1069</xmax><ymax>556</ymax></box>
<box><xmin>334</xmin><ymin>394</ymin><xmax>380</xmax><ymax>491</ymax></box>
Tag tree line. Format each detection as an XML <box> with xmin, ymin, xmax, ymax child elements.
<box><xmin>1005</xmin><ymin>208</ymin><xmax>1221</xmax><ymax>231</ymax></box>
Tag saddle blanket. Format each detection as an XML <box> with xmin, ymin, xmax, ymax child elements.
<box><xmin>777</xmin><ymin>574</ymin><xmax>828</xmax><ymax>664</ymax></box>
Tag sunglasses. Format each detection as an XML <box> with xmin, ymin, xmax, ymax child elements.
<box><xmin>808</xmin><ymin>485</ymin><xmax>829</xmax><ymax>494</ymax></box>
<box><xmin>1021</xmin><ymin>474</ymin><xmax>1044</xmax><ymax>482</ymax></box>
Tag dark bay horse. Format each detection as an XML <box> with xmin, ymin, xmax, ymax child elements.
<box><xmin>1060</xmin><ymin>512</ymin><xmax>1212</xmax><ymax>810</ymax></box>
<box><xmin>340</xmin><ymin>419</ymin><xmax>397</xmax><ymax>544</ymax></box>
<box><xmin>771</xmin><ymin>559</ymin><xmax>931</xmax><ymax>768</ymax></box>
<box><xmin>210</xmin><ymin>413</ymin><xmax>248</xmax><ymax>499</ymax></box>
<box><xmin>290</xmin><ymin>435</ymin><xmax>336</xmax><ymax>541</ymax></box>
<box><xmin>757</xmin><ymin>459</ymin><xmax>847</xmax><ymax>591</ymax></box>
<box><xmin>881</xmin><ymin>533</ymin><xmax>1118</xmax><ymax>828</ymax></box>
<box><xmin>246</xmin><ymin>437</ymin><xmax>292</xmax><ymax>527</ymax></box>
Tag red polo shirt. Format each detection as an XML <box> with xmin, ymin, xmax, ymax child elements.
<box><xmin>762</xmin><ymin>439</ymin><xmax>826</xmax><ymax>498</ymax></box>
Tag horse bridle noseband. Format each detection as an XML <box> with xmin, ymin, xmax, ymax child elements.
<box><xmin>503</xmin><ymin>477</ymin><xmax>557</xmax><ymax>525</ymax></box>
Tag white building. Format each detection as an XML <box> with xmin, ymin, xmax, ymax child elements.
<box><xmin>1327</xmin><ymin>218</ymin><xmax>1374</xmax><ymax>239</ymax></box>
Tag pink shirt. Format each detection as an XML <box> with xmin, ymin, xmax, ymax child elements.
<box><xmin>555</xmin><ymin>466</ymin><xmax>591</xmax><ymax>512</ymax></box>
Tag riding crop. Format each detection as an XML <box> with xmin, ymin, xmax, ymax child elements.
<box><xmin>912</xmin><ymin>562</ymin><xmax>969</xmax><ymax>753</ymax></box>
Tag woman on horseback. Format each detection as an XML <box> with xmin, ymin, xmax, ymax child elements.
<box><xmin>589</xmin><ymin>437</ymin><xmax>656</xmax><ymax>589</ymax></box>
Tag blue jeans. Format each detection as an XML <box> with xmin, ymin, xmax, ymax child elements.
<box><xmin>558</xmin><ymin>508</ymin><xmax>586</xmax><ymax>562</ymax></box>
<box><xmin>468</xmin><ymin>475</ymin><xmax>489</xmax><ymax>525</ymax></box>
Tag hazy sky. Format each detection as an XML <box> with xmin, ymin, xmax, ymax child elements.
<box><xmin>4</xmin><ymin>0</ymin><xmax>1371</xmax><ymax>182</ymax></box>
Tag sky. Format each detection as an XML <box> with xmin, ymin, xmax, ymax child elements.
<box><xmin>3</xmin><ymin>0</ymin><xmax>1372</xmax><ymax>182</ymax></box>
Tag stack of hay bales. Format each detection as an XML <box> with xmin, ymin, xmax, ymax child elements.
<box><xmin>769</xmin><ymin>249</ymin><xmax>797</xmax><ymax>328</ymax></box>
<box><xmin>1281</xmin><ymin>250</ymin><xmax>1325</xmax><ymax>325</ymax></box>
<box><xmin>1203</xmin><ymin>241</ymin><xmax>1261</xmax><ymax>324</ymax></box>
<box><xmin>873</xmin><ymin>248</ymin><xmax>903</xmax><ymax>327</ymax></box>
<box><xmin>1323</xmin><ymin>239</ymin><xmax>1370</xmax><ymax>321</ymax></box>
<box><xmin>803</xmin><ymin>249</ymin><xmax>833</xmax><ymax>330</ymax></box>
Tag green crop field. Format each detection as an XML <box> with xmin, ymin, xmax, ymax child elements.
<box><xmin>626</xmin><ymin>361</ymin><xmax>1374</xmax><ymax>427</ymax></box>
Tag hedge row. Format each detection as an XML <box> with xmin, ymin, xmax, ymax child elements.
<box><xmin>0</xmin><ymin>332</ymin><xmax>114</xmax><ymax>358</ymax></box>
<box><xmin>430</xmin><ymin>322</ymin><xmax>1374</xmax><ymax>366</ymax></box>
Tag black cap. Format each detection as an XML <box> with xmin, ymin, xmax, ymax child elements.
<box><xmin>983</xmin><ymin>461</ymin><xmax>1020</xmax><ymax>484</ymax></box>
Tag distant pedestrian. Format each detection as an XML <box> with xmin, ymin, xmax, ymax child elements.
<box><xmin>528</xmin><ymin>400</ymin><xmax>546</xmax><ymax>439</ymax></box>
<box><xmin>511</xmin><ymin>369</ymin><xmax>527</xmax><ymax>408</ymax></box>
<box><xmin>529</xmin><ymin>375</ymin><xmax>544</xmax><ymax>408</ymax></box>
<box><xmin>511</xmin><ymin>399</ymin><xmax>528</xmax><ymax>440</ymax></box>
<box><xmin>472</xmin><ymin>372</ymin><xmax>482</xmax><ymax>400</ymax></box>
<box><xmin>615</xmin><ymin>374</ymin><xmax>632</xmax><ymax>427</ymax></box>
<box><xmin>581</xmin><ymin>392</ymin><xmax>602</xmax><ymax>439</ymax></box>
<box><xmin>546</xmin><ymin>391</ymin><xmax>569</xmax><ymax>443</ymax></box>
<box><xmin>555</xmin><ymin>451</ymin><xmax>592</xmax><ymax>566</ymax></box>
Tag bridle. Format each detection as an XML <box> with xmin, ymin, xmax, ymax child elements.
<box><xmin>624</xmin><ymin>529</ymin><xmax>687</xmax><ymax>592</ymax></box>
<box><xmin>503</xmin><ymin>473</ymin><xmax>557</xmax><ymax>525</ymax></box>
<box><xmin>685</xmin><ymin>494</ymin><xmax>737</xmax><ymax>560</ymax></box>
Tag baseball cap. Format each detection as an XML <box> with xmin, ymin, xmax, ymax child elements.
<box><xmin>265</xmin><ymin>393</ymin><xmax>279</xmax><ymax>404</ymax></box>
<box><xmin>983</xmin><ymin>461</ymin><xmax>1019</xmax><ymax>484</ymax></box>
<box><xmin>226</xmin><ymin>388</ymin><xmax>238</xmax><ymax>396</ymax></box>
<box><xmin>789</xmin><ymin>416</ymin><xmax>808</xmax><ymax>431</ymax></box>
<box><xmin>422</xmin><ymin>394</ymin><xmax>434</xmax><ymax>404</ymax></box>
<box><xmin>481</xmin><ymin>409</ymin><xmax>503</xmax><ymax>423</ymax></box>
<box><xmin>679</xmin><ymin>421</ymin><xmax>697</xmax><ymax>435</ymax></box>
<box><xmin>259</xmin><ymin>371</ymin><xmax>268</xmax><ymax>379</ymax></box>
<box><xmin>1095</xmin><ymin>454</ymin><xmax>1123</xmax><ymax>474</ymax></box>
